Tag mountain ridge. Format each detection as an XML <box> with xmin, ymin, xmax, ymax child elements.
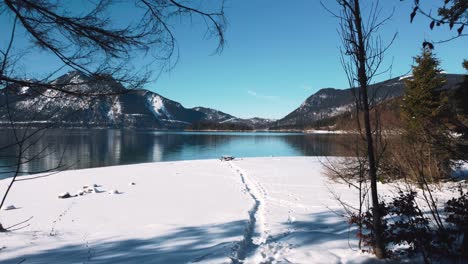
<box><xmin>271</xmin><ymin>73</ymin><xmax>465</xmax><ymax>130</ymax></box>
<box><xmin>0</xmin><ymin>72</ymin><xmax>272</xmax><ymax>130</ymax></box>
<box><xmin>0</xmin><ymin>71</ymin><xmax>465</xmax><ymax>130</ymax></box>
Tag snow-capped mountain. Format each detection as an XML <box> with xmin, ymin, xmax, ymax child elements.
<box><xmin>0</xmin><ymin>71</ymin><xmax>268</xmax><ymax>129</ymax></box>
<box><xmin>273</xmin><ymin>74</ymin><xmax>465</xmax><ymax>129</ymax></box>
<box><xmin>51</xmin><ymin>71</ymin><xmax>126</xmax><ymax>94</ymax></box>
<box><xmin>1</xmin><ymin>71</ymin><xmax>464</xmax><ymax>130</ymax></box>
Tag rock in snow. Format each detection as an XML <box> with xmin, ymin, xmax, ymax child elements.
<box><xmin>58</xmin><ymin>192</ymin><xmax>72</xmax><ymax>199</ymax></box>
<box><xmin>221</xmin><ymin>155</ymin><xmax>235</xmax><ymax>161</ymax></box>
<box><xmin>2</xmin><ymin>205</ymin><xmax>17</xmax><ymax>211</ymax></box>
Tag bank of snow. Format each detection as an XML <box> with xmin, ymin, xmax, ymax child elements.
<box><xmin>0</xmin><ymin>160</ymin><xmax>251</xmax><ymax>263</ymax></box>
<box><xmin>0</xmin><ymin>157</ymin><xmax>463</xmax><ymax>263</ymax></box>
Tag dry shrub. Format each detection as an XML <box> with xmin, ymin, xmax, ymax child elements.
<box><xmin>381</xmin><ymin>139</ymin><xmax>448</xmax><ymax>184</ymax></box>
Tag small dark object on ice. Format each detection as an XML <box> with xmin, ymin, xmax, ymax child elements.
<box><xmin>221</xmin><ymin>156</ymin><xmax>235</xmax><ymax>161</ymax></box>
<box><xmin>58</xmin><ymin>192</ymin><xmax>74</xmax><ymax>199</ymax></box>
<box><xmin>108</xmin><ymin>189</ymin><xmax>121</xmax><ymax>195</ymax></box>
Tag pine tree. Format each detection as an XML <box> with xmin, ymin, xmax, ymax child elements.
<box><xmin>401</xmin><ymin>48</ymin><xmax>453</xmax><ymax>179</ymax></box>
<box><xmin>402</xmin><ymin>48</ymin><xmax>447</xmax><ymax>138</ymax></box>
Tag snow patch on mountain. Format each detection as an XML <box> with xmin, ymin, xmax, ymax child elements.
<box><xmin>328</xmin><ymin>103</ymin><xmax>353</xmax><ymax>116</ymax></box>
<box><xmin>19</xmin><ymin>86</ymin><xmax>30</xmax><ymax>95</ymax></box>
<box><xmin>399</xmin><ymin>74</ymin><xmax>413</xmax><ymax>81</ymax></box>
<box><xmin>220</xmin><ymin>117</ymin><xmax>236</xmax><ymax>124</ymax></box>
<box><xmin>70</xmin><ymin>74</ymin><xmax>86</xmax><ymax>84</ymax></box>
<box><xmin>147</xmin><ymin>94</ymin><xmax>171</xmax><ymax>119</ymax></box>
<box><xmin>107</xmin><ymin>99</ymin><xmax>122</xmax><ymax>120</ymax></box>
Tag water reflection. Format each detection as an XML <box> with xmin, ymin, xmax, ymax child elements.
<box><xmin>0</xmin><ymin>129</ymin><xmax>355</xmax><ymax>178</ymax></box>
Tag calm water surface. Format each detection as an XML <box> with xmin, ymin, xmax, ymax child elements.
<box><xmin>0</xmin><ymin>129</ymin><xmax>354</xmax><ymax>178</ymax></box>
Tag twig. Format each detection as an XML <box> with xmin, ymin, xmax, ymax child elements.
<box><xmin>4</xmin><ymin>216</ymin><xmax>33</xmax><ymax>231</ymax></box>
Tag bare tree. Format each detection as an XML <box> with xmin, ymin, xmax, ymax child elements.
<box><xmin>0</xmin><ymin>0</ymin><xmax>226</xmax><ymax>92</ymax></box>
<box><xmin>323</xmin><ymin>0</ymin><xmax>398</xmax><ymax>258</ymax></box>
<box><xmin>0</xmin><ymin>0</ymin><xmax>226</xmax><ymax>231</ymax></box>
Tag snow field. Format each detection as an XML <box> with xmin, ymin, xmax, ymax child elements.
<box><xmin>0</xmin><ymin>157</ymin><xmax>464</xmax><ymax>263</ymax></box>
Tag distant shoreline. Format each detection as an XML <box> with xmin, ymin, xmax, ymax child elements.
<box><xmin>0</xmin><ymin>125</ymin><xmax>366</xmax><ymax>134</ymax></box>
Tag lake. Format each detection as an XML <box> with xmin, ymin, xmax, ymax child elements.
<box><xmin>0</xmin><ymin>129</ymin><xmax>354</xmax><ymax>178</ymax></box>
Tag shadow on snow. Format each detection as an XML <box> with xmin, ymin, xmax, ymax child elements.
<box><xmin>3</xmin><ymin>211</ymin><xmax>393</xmax><ymax>263</ymax></box>
<box><xmin>260</xmin><ymin>210</ymin><xmax>385</xmax><ymax>264</ymax></box>
<box><xmin>2</xmin><ymin>220</ymin><xmax>247</xmax><ymax>264</ymax></box>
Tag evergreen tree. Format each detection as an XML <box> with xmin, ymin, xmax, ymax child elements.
<box><xmin>402</xmin><ymin>48</ymin><xmax>447</xmax><ymax>137</ymax></box>
<box><xmin>401</xmin><ymin>48</ymin><xmax>453</xmax><ymax>179</ymax></box>
<box><xmin>450</xmin><ymin>60</ymin><xmax>468</xmax><ymax>159</ymax></box>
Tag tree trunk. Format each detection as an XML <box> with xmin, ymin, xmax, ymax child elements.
<box><xmin>352</xmin><ymin>0</ymin><xmax>386</xmax><ymax>258</ymax></box>
<box><xmin>462</xmin><ymin>230</ymin><xmax>468</xmax><ymax>258</ymax></box>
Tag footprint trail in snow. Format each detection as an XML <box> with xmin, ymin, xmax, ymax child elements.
<box><xmin>225</xmin><ymin>160</ymin><xmax>291</xmax><ymax>264</ymax></box>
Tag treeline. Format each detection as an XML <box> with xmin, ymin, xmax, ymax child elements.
<box><xmin>187</xmin><ymin>121</ymin><xmax>254</xmax><ymax>131</ymax></box>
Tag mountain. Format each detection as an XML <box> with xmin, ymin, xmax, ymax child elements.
<box><xmin>188</xmin><ymin>108</ymin><xmax>274</xmax><ymax>130</ymax></box>
<box><xmin>191</xmin><ymin>107</ymin><xmax>235</xmax><ymax>122</ymax></box>
<box><xmin>0</xmin><ymin>71</ymin><xmax>268</xmax><ymax>129</ymax></box>
<box><xmin>1</xmin><ymin>71</ymin><xmax>464</xmax><ymax>130</ymax></box>
<box><xmin>221</xmin><ymin>117</ymin><xmax>275</xmax><ymax>129</ymax></box>
<box><xmin>272</xmin><ymin>74</ymin><xmax>466</xmax><ymax>129</ymax></box>
<box><xmin>51</xmin><ymin>71</ymin><xmax>127</xmax><ymax>94</ymax></box>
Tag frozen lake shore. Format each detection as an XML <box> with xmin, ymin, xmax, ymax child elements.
<box><xmin>0</xmin><ymin>157</ymin><xmax>463</xmax><ymax>263</ymax></box>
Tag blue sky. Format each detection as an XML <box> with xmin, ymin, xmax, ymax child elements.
<box><xmin>1</xmin><ymin>0</ymin><xmax>467</xmax><ymax>119</ymax></box>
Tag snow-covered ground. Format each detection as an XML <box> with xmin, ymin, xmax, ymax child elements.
<box><xmin>304</xmin><ymin>129</ymin><xmax>351</xmax><ymax>134</ymax></box>
<box><xmin>0</xmin><ymin>160</ymin><xmax>250</xmax><ymax>263</ymax></box>
<box><xmin>228</xmin><ymin>158</ymin><xmax>378</xmax><ymax>263</ymax></box>
<box><xmin>0</xmin><ymin>157</ymin><xmax>464</xmax><ymax>263</ymax></box>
